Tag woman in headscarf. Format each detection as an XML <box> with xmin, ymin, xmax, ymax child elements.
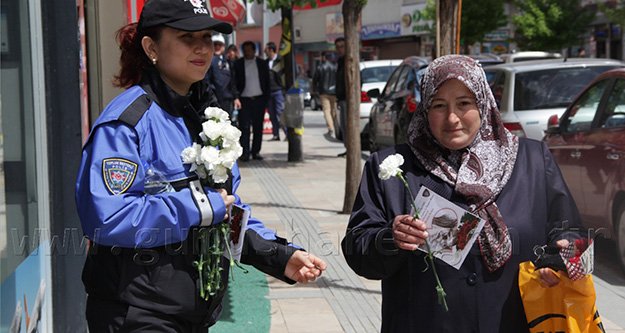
<box><xmin>342</xmin><ymin>55</ymin><xmax>582</xmax><ymax>332</ymax></box>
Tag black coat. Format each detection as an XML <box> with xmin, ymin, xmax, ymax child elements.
<box><xmin>206</xmin><ymin>54</ymin><xmax>236</xmax><ymax>103</ymax></box>
<box><xmin>233</xmin><ymin>57</ymin><xmax>270</xmax><ymax>99</ymax></box>
<box><xmin>341</xmin><ymin>139</ymin><xmax>583</xmax><ymax>332</ymax></box>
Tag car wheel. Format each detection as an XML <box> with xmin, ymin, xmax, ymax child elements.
<box><xmin>616</xmin><ymin>202</ymin><xmax>625</xmax><ymax>274</ymax></box>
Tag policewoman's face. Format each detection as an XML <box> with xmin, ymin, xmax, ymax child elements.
<box><xmin>144</xmin><ymin>27</ymin><xmax>214</xmax><ymax>95</ymax></box>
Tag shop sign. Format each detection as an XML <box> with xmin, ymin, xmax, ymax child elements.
<box><xmin>484</xmin><ymin>29</ymin><xmax>510</xmax><ymax>41</ymax></box>
<box><xmin>361</xmin><ymin>22</ymin><xmax>401</xmax><ymax>40</ymax></box>
<box><xmin>400</xmin><ymin>3</ymin><xmax>432</xmax><ymax>36</ymax></box>
<box><xmin>326</xmin><ymin>12</ymin><xmax>344</xmax><ymax>42</ymax></box>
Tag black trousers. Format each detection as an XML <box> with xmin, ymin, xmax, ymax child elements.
<box><xmin>238</xmin><ymin>96</ymin><xmax>268</xmax><ymax>158</ymax></box>
<box><xmin>86</xmin><ymin>297</ymin><xmax>209</xmax><ymax>333</ymax></box>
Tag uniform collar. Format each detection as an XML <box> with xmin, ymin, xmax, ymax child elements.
<box><xmin>140</xmin><ymin>68</ymin><xmax>209</xmax><ymax>140</ymax></box>
<box><xmin>139</xmin><ymin>68</ymin><xmax>208</xmax><ymax>117</ymax></box>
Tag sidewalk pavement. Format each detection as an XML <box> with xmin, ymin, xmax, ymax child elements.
<box><xmin>231</xmin><ymin>110</ymin><xmax>625</xmax><ymax>333</ymax></box>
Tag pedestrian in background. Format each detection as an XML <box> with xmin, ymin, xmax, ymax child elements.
<box><xmin>265</xmin><ymin>41</ymin><xmax>286</xmax><ymax>141</ymax></box>
<box><xmin>76</xmin><ymin>1</ymin><xmax>326</xmax><ymax>331</ymax></box>
<box><xmin>234</xmin><ymin>41</ymin><xmax>270</xmax><ymax>161</ymax></box>
<box><xmin>205</xmin><ymin>34</ymin><xmax>237</xmax><ymax>117</ymax></box>
<box><xmin>334</xmin><ymin>37</ymin><xmax>347</xmax><ymax>157</ymax></box>
<box><xmin>342</xmin><ymin>55</ymin><xmax>582</xmax><ymax>332</ymax></box>
<box><xmin>227</xmin><ymin>44</ymin><xmax>239</xmax><ymax>61</ymax></box>
<box><xmin>312</xmin><ymin>51</ymin><xmax>338</xmax><ymax>136</ymax></box>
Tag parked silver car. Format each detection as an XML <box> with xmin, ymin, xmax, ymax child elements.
<box><xmin>484</xmin><ymin>58</ymin><xmax>625</xmax><ymax>140</ymax></box>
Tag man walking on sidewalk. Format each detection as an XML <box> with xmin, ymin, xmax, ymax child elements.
<box><xmin>334</xmin><ymin>37</ymin><xmax>348</xmax><ymax>157</ymax></box>
<box><xmin>265</xmin><ymin>41</ymin><xmax>286</xmax><ymax>141</ymax></box>
<box><xmin>234</xmin><ymin>41</ymin><xmax>270</xmax><ymax>161</ymax></box>
<box><xmin>312</xmin><ymin>52</ymin><xmax>337</xmax><ymax>136</ymax></box>
<box><xmin>205</xmin><ymin>34</ymin><xmax>237</xmax><ymax>118</ymax></box>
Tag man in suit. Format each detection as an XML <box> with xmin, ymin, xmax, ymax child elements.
<box><xmin>234</xmin><ymin>41</ymin><xmax>270</xmax><ymax>161</ymax></box>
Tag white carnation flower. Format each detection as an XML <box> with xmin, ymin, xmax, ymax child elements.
<box><xmin>204</xmin><ymin>107</ymin><xmax>230</xmax><ymax>122</ymax></box>
<box><xmin>210</xmin><ymin>165</ymin><xmax>229</xmax><ymax>184</ymax></box>
<box><xmin>200</xmin><ymin>146</ymin><xmax>221</xmax><ymax>170</ymax></box>
<box><xmin>222</xmin><ymin>123</ymin><xmax>241</xmax><ymax>142</ymax></box>
<box><xmin>202</xmin><ymin>120</ymin><xmax>228</xmax><ymax>142</ymax></box>
<box><xmin>181</xmin><ymin>142</ymin><xmax>202</xmax><ymax>164</ymax></box>
<box><xmin>378</xmin><ymin>154</ymin><xmax>405</xmax><ymax>180</ymax></box>
<box><xmin>220</xmin><ymin>146</ymin><xmax>243</xmax><ymax>169</ymax></box>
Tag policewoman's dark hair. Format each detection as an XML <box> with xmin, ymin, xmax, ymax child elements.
<box><xmin>113</xmin><ymin>23</ymin><xmax>163</xmax><ymax>88</ymax></box>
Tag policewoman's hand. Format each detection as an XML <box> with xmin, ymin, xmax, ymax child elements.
<box><xmin>392</xmin><ymin>214</ymin><xmax>429</xmax><ymax>251</ymax></box>
<box><xmin>217</xmin><ymin>188</ymin><xmax>235</xmax><ymax>221</ymax></box>
<box><xmin>284</xmin><ymin>250</ymin><xmax>327</xmax><ymax>284</ymax></box>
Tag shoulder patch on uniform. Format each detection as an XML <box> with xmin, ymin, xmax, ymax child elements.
<box><xmin>102</xmin><ymin>158</ymin><xmax>138</xmax><ymax>195</ymax></box>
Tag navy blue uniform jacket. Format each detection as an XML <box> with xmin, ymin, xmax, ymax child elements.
<box><xmin>342</xmin><ymin>139</ymin><xmax>583</xmax><ymax>332</ymax></box>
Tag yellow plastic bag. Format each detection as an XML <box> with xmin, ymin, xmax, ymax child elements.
<box><xmin>518</xmin><ymin>261</ymin><xmax>605</xmax><ymax>333</ymax></box>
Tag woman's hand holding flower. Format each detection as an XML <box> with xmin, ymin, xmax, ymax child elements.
<box><xmin>392</xmin><ymin>215</ymin><xmax>429</xmax><ymax>251</ymax></box>
<box><xmin>217</xmin><ymin>188</ymin><xmax>235</xmax><ymax>221</ymax></box>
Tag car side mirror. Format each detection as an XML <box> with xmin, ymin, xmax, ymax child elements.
<box><xmin>545</xmin><ymin>114</ymin><xmax>561</xmax><ymax>134</ymax></box>
<box><xmin>367</xmin><ymin>88</ymin><xmax>380</xmax><ymax>99</ymax></box>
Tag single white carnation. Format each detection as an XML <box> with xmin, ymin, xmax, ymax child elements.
<box><xmin>222</xmin><ymin>123</ymin><xmax>241</xmax><ymax>142</ymax></box>
<box><xmin>200</xmin><ymin>146</ymin><xmax>221</xmax><ymax>170</ymax></box>
<box><xmin>210</xmin><ymin>165</ymin><xmax>229</xmax><ymax>184</ymax></box>
<box><xmin>181</xmin><ymin>142</ymin><xmax>202</xmax><ymax>164</ymax></box>
<box><xmin>202</xmin><ymin>120</ymin><xmax>226</xmax><ymax>142</ymax></box>
<box><xmin>220</xmin><ymin>146</ymin><xmax>243</xmax><ymax>169</ymax></box>
<box><xmin>204</xmin><ymin>107</ymin><xmax>230</xmax><ymax>122</ymax></box>
<box><xmin>378</xmin><ymin>154</ymin><xmax>404</xmax><ymax>180</ymax></box>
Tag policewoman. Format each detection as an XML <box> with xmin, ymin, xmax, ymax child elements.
<box><xmin>75</xmin><ymin>0</ymin><xmax>326</xmax><ymax>331</ymax></box>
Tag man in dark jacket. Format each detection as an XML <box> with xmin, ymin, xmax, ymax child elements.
<box><xmin>334</xmin><ymin>37</ymin><xmax>347</xmax><ymax>157</ymax></box>
<box><xmin>205</xmin><ymin>34</ymin><xmax>236</xmax><ymax>117</ymax></box>
<box><xmin>312</xmin><ymin>52</ymin><xmax>337</xmax><ymax>136</ymax></box>
<box><xmin>264</xmin><ymin>41</ymin><xmax>286</xmax><ymax>141</ymax></box>
<box><xmin>233</xmin><ymin>41</ymin><xmax>270</xmax><ymax>161</ymax></box>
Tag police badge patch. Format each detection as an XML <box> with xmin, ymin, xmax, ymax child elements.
<box><xmin>102</xmin><ymin>158</ymin><xmax>138</xmax><ymax>195</ymax></box>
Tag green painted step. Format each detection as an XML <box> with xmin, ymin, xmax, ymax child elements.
<box><xmin>210</xmin><ymin>266</ymin><xmax>270</xmax><ymax>333</ymax></box>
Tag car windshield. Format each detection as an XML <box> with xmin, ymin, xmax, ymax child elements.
<box><xmin>361</xmin><ymin>66</ymin><xmax>397</xmax><ymax>84</ymax></box>
<box><xmin>514</xmin><ymin>66</ymin><xmax>618</xmax><ymax>111</ymax></box>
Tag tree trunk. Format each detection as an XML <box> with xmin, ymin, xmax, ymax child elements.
<box><xmin>341</xmin><ymin>0</ymin><xmax>365</xmax><ymax>214</ymax></box>
<box><xmin>438</xmin><ymin>0</ymin><xmax>459</xmax><ymax>56</ymax></box>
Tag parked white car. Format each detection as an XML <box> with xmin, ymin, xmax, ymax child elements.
<box><xmin>484</xmin><ymin>58</ymin><xmax>625</xmax><ymax>140</ymax></box>
<box><xmin>500</xmin><ymin>51</ymin><xmax>562</xmax><ymax>63</ymax></box>
<box><xmin>334</xmin><ymin>59</ymin><xmax>403</xmax><ymax>144</ymax></box>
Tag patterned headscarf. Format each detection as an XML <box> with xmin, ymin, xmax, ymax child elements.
<box><xmin>407</xmin><ymin>55</ymin><xmax>519</xmax><ymax>272</ymax></box>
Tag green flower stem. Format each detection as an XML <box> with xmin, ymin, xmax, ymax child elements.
<box><xmin>194</xmin><ymin>220</ymin><xmax>251</xmax><ymax>300</ymax></box>
<box><xmin>397</xmin><ymin>173</ymin><xmax>449</xmax><ymax>312</ymax></box>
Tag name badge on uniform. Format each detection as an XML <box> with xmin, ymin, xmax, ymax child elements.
<box><xmin>102</xmin><ymin>158</ymin><xmax>138</xmax><ymax>195</ymax></box>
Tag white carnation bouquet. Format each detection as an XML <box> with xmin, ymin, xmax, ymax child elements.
<box><xmin>181</xmin><ymin>106</ymin><xmax>243</xmax><ymax>300</ymax></box>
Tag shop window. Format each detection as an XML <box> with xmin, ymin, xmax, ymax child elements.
<box><xmin>0</xmin><ymin>0</ymin><xmax>41</xmax><ymax>282</ymax></box>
